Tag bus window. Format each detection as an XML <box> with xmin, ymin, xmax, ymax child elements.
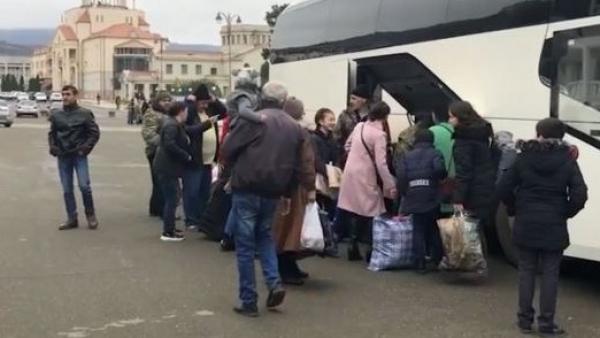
<box><xmin>544</xmin><ymin>25</ymin><xmax>600</xmax><ymax>146</ymax></box>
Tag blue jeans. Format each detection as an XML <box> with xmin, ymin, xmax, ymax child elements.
<box><xmin>159</xmin><ymin>175</ymin><xmax>179</xmax><ymax>235</ymax></box>
<box><xmin>411</xmin><ymin>209</ymin><xmax>441</xmax><ymax>265</ymax></box>
<box><xmin>231</xmin><ymin>192</ymin><xmax>280</xmax><ymax>306</ymax></box>
<box><xmin>58</xmin><ymin>155</ymin><xmax>95</xmax><ymax>219</ymax></box>
<box><xmin>182</xmin><ymin>167</ymin><xmax>203</xmax><ymax>226</ymax></box>
<box><xmin>198</xmin><ymin>165</ymin><xmax>213</xmax><ymax>221</ymax></box>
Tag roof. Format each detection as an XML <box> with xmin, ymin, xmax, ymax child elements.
<box><xmin>138</xmin><ymin>16</ymin><xmax>149</xmax><ymax>27</ymax></box>
<box><xmin>164</xmin><ymin>43</ymin><xmax>221</xmax><ymax>54</ymax></box>
<box><xmin>58</xmin><ymin>25</ymin><xmax>78</xmax><ymax>41</ymax></box>
<box><xmin>115</xmin><ymin>40</ymin><xmax>153</xmax><ymax>49</ymax></box>
<box><xmin>76</xmin><ymin>10</ymin><xmax>91</xmax><ymax>24</ymax></box>
<box><xmin>88</xmin><ymin>23</ymin><xmax>161</xmax><ymax>40</ymax></box>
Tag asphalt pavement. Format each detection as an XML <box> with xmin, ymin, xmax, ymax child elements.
<box><xmin>1</xmin><ymin>106</ymin><xmax>599</xmax><ymax>338</ymax></box>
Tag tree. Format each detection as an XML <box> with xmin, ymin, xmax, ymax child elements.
<box><xmin>265</xmin><ymin>4</ymin><xmax>289</xmax><ymax>28</ymax></box>
<box><xmin>262</xmin><ymin>5</ymin><xmax>288</xmax><ymax>86</ymax></box>
<box><xmin>19</xmin><ymin>76</ymin><xmax>25</xmax><ymax>91</ymax></box>
<box><xmin>168</xmin><ymin>79</ymin><xmax>223</xmax><ymax>99</ymax></box>
<box><xmin>28</xmin><ymin>75</ymin><xmax>42</xmax><ymax>92</ymax></box>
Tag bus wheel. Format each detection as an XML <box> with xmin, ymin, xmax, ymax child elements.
<box><xmin>495</xmin><ymin>203</ymin><xmax>518</xmax><ymax>266</ymax></box>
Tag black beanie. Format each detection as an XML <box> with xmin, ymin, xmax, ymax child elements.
<box><xmin>193</xmin><ymin>84</ymin><xmax>211</xmax><ymax>101</ymax></box>
<box><xmin>351</xmin><ymin>85</ymin><xmax>371</xmax><ymax>100</ymax></box>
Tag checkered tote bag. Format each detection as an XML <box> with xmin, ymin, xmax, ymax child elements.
<box><xmin>368</xmin><ymin>216</ymin><xmax>414</xmax><ymax>271</ymax></box>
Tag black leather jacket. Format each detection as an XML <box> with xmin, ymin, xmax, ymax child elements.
<box><xmin>48</xmin><ymin>104</ymin><xmax>100</xmax><ymax>157</ymax></box>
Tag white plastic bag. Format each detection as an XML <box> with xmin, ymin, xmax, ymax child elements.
<box><xmin>301</xmin><ymin>202</ymin><xmax>325</xmax><ymax>252</ymax></box>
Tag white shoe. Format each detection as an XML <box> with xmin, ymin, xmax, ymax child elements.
<box><xmin>161</xmin><ymin>232</ymin><xmax>185</xmax><ymax>242</ymax></box>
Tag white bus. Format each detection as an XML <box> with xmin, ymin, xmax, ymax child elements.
<box><xmin>270</xmin><ymin>0</ymin><xmax>600</xmax><ymax>264</ymax></box>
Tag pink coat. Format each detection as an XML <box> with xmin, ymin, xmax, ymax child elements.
<box><xmin>338</xmin><ymin>121</ymin><xmax>396</xmax><ymax>217</ymax></box>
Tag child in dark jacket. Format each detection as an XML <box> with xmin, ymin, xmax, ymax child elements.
<box><xmin>498</xmin><ymin>118</ymin><xmax>587</xmax><ymax>336</ymax></box>
<box><xmin>396</xmin><ymin>129</ymin><xmax>447</xmax><ymax>273</ymax></box>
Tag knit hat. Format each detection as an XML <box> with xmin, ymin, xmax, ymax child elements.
<box><xmin>283</xmin><ymin>97</ymin><xmax>305</xmax><ymax>121</ymax></box>
<box><xmin>193</xmin><ymin>84</ymin><xmax>211</xmax><ymax>101</ymax></box>
<box><xmin>351</xmin><ymin>85</ymin><xmax>372</xmax><ymax>100</ymax></box>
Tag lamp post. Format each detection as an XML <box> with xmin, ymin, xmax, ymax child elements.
<box><xmin>216</xmin><ymin>12</ymin><xmax>242</xmax><ymax>95</ymax></box>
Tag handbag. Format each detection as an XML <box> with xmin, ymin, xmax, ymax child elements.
<box><xmin>301</xmin><ymin>202</ymin><xmax>325</xmax><ymax>252</ymax></box>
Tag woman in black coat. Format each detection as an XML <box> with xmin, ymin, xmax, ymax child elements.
<box><xmin>449</xmin><ymin>101</ymin><xmax>497</xmax><ymax>235</ymax></box>
<box><xmin>154</xmin><ymin>102</ymin><xmax>193</xmax><ymax>242</ymax></box>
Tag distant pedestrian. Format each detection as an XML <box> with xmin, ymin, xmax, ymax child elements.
<box><xmin>222</xmin><ymin>82</ymin><xmax>304</xmax><ymax>317</ymax></box>
<box><xmin>337</xmin><ymin>101</ymin><xmax>397</xmax><ymax>261</ymax></box>
<box><xmin>396</xmin><ymin>129</ymin><xmax>447</xmax><ymax>273</ymax></box>
<box><xmin>141</xmin><ymin>92</ymin><xmax>171</xmax><ymax>217</ymax></box>
<box><xmin>498</xmin><ymin>118</ymin><xmax>588</xmax><ymax>336</ymax></box>
<box><xmin>48</xmin><ymin>85</ymin><xmax>100</xmax><ymax>230</ymax></box>
<box><xmin>153</xmin><ymin>102</ymin><xmax>193</xmax><ymax>242</ymax></box>
<box><xmin>96</xmin><ymin>93</ymin><xmax>101</xmax><ymax>105</ymax></box>
<box><xmin>115</xmin><ymin>96</ymin><xmax>121</xmax><ymax>111</ymax></box>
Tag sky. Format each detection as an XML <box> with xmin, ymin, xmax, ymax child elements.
<box><xmin>0</xmin><ymin>0</ymin><xmax>304</xmax><ymax>45</ymax></box>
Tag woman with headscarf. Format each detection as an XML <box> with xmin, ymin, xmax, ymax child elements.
<box><xmin>271</xmin><ymin>97</ymin><xmax>317</xmax><ymax>286</ymax></box>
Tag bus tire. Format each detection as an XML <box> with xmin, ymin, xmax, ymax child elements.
<box><xmin>495</xmin><ymin>203</ymin><xmax>518</xmax><ymax>266</ymax></box>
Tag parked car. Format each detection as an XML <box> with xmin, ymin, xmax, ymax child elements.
<box><xmin>16</xmin><ymin>100</ymin><xmax>40</xmax><ymax>118</ymax></box>
<box><xmin>0</xmin><ymin>100</ymin><xmax>15</xmax><ymax>127</ymax></box>
<box><xmin>16</xmin><ymin>92</ymin><xmax>29</xmax><ymax>101</ymax></box>
<box><xmin>49</xmin><ymin>92</ymin><xmax>63</xmax><ymax>101</ymax></box>
<box><xmin>34</xmin><ymin>92</ymin><xmax>47</xmax><ymax>102</ymax></box>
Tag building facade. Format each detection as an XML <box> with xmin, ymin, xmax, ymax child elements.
<box><xmin>0</xmin><ymin>43</ymin><xmax>33</xmax><ymax>89</ymax></box>
<box><xmin>31</xmin><ymin>0</ymin><xmax>271</xmax><ymax>100</ymax></box>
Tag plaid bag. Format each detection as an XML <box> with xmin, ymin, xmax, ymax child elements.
<box><xmin>368</xmin><ymin>216</ymin><xmax>414</xmax><ymax>271</ymax></box>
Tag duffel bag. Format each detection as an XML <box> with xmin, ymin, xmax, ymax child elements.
<box><xmin>368</xmin><ymin>216</ymin><xmax>414</xmax><ymax>271</ymax></box>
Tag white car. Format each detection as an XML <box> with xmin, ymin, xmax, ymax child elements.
<box><xmin>49</xmin><ymin>92</ymin><xmax>63</xmax><ymax>101</ymax></box>
<box><xmin>34</xmin><ymin>92</ymin><xmax>47</xmax><ymax>102</ymax></box>
<box><xmin>0</xmin><ymin>100</ymin><xmax>14</xmax><ymax>127</ymax></box>
<box><xmin>16</xmin><ymin>100</ymin><xmax>40</xmax><ymax>118</ymax></box>
<box><xmin>16</xmin><ymin>92</ymin><xmax>29</xmax><ymax>101</ymax></box>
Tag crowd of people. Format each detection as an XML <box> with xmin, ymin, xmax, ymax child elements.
<box><xmin>47</xmin><ymin>80</ymin><xmax>588</xmax><ymax>335</ymax></box>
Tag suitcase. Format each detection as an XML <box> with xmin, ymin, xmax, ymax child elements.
<box><xmin>198</xmin><ymin>180</ymin><xmax>232</xmax><ymax>241</ymax></box>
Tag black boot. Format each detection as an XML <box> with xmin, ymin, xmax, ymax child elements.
<box><xmin>347</xmin><ymin>242</ymin><xmax>363</xmax><ymax>261</ymax></box>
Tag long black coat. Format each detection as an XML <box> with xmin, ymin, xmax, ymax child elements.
<box><xmin>153</xmin><ymin>117</ymin><xmax>192</xmax><ymax>177</ymax></box>
<box><xmin>452</xmin><ymin>122</ymin><xmax>498</xmax><ymax>214</ymax></box>
<box><xmin>497</xmin><ymin>139</ymin><xmax>588</xmax><ymax>251</ymax></box>
<box><xmin>397</xmin><ymin>142</ymin><xmax>447</xmax><ymax>214</ymax></box>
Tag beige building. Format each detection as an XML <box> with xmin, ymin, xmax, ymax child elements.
<box><xmin>31</xmin><ymin>0</ymin><xmax>271</xmax><ymax>100</ymax></box>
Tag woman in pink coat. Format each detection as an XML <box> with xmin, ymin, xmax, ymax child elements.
<box><xmin>338</xmin><ymin>101</ymin><xmax>397</xmax><ymax>261</ymax></box>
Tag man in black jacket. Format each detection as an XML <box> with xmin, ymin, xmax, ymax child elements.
<box><xmin>181</xmin><ymin>86</ymin><xmax>225</xmax><ymax>230</ymax></box>
<box><xmin>498</xmin><ymin>118</ymin><xmax>588</xmax><ymax>336</ymax></box>
<box><xmin>222</xmin><ymin>81</ymin><xmax>303</xmax><ymax>317</ymax></box>
<box><xmin>48</xmin><ymin>85</ymin><xmax>100</xmax><ymax>230</ymax></box>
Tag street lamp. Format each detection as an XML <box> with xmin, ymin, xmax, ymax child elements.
<box><xmin>216</xmin><ymin>11</ymin><xmax>242</xmax><ymax>94</ymax></box>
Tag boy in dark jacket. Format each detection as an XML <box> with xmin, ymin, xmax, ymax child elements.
<box><xmin>498</xmin><ymin>118</ymin><xmax>587</xmax><ymax>336</ymax></box>
<box><xmin>396</xmin><ymin>129</ymin><xmax>447</xmax><ymax>273</ymax></box>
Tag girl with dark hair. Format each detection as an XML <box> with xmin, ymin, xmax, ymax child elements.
<box><xmin>449</xmin><ymin>101</ymin><xmax>497</xmax><ymax>248</ymax></box>
<box><xmin>338</xmin><ymin>101</ymin><xmax>397</xmax><ymax>261</ymax></box>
